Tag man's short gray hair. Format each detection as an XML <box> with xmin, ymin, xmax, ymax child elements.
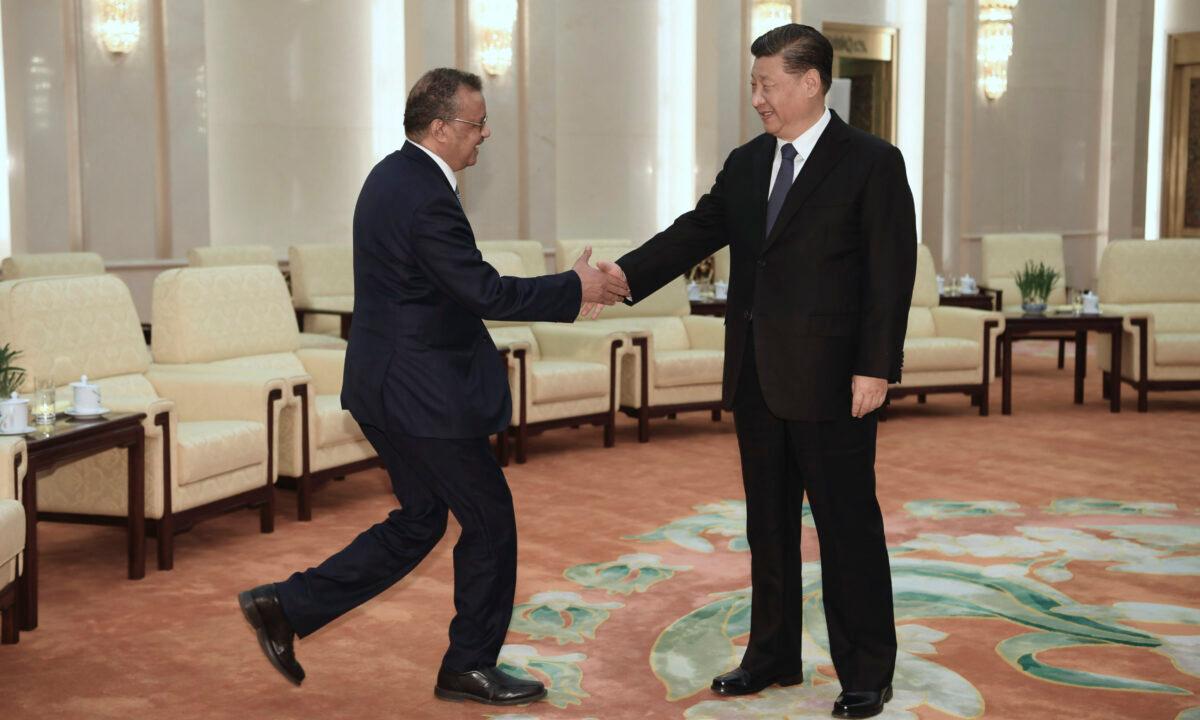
<box><xmin>403</xmin><ymin>68</ymin><xmax>483</xmax><ymax>139</ymax></box>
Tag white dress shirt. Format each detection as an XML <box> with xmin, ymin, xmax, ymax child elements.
<box><xmin>769</xmin><ymin>107</ymin><xmax>832</xmax><ymax>189</ymax></box>
<box><xmin>407</xmin><ymin>139</ymin><xmax>458</xmax><ymax>192</ymax></box>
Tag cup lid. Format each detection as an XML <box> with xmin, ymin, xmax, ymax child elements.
<box><xmin>2</xmin><ymin>392</ymin><xmax>26</xmax><ymax>404</ymax></box>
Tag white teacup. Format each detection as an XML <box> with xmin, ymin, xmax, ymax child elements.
<box><xmin>0</xmin><ymin>392</ymin><xmax>29</xmax><ymax>433</ymax></box>
<box><xmin>715</xmin><ymin>280</ymin><xmax>728</xmax><ymax>300</ymax></box>
<box><xmin>71</xmin><ymin>375</ymin><xmax>101</xmax><ymax>411</ymax></box>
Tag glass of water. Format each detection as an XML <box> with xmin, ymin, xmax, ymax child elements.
<box><xmin>32</xmin><ymin>377</ymin><xmax>56</xmax><ymax>424</ymax></box>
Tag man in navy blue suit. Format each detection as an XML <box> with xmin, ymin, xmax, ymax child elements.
<box><xmin>238</xmin><ymin>68</ymin><xmax>629</xmax><ymax>707</ymax></box>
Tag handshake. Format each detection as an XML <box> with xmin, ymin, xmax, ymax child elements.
<box><xmin>572</xmin><ymin>246</ymin><xmax>631</xmax><ymax>320</ymax></box>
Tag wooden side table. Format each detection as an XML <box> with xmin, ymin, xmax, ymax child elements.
<box><xmin>939</xmin><ymin>292</ymin><xmax>996</xmax><ymax>311</ymax></box>
<box><xmin>998</xmin><ymin>313</ymin><xmax>1123</xmax><ymax>415</ymax></box>
<box><xmin>19</xmin><ymin>412</ymin><xmax>146</xmax><ymax>630</ymax></box>
<box><xmin>690</xmin><ymin>299</ymin><xmax>727</xmax><ymax>317</ymax></box>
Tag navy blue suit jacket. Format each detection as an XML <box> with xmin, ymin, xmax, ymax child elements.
<box><xmin>341</xmin><ymin>141</ymin><xmax>581</xmax><ymax>439</ymax></box>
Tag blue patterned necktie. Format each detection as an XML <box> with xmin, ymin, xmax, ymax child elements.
<box><xmin>765</xmin><ymin>143</ymin><xmax>799</xmax><ymax>237</ymax></box>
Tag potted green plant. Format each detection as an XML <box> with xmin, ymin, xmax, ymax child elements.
<box><xmin>0</xmin><ymin>344</ymin><xmax>25</xmax><ymax>397</ymax></box>
<box><xmin>1013</xmin><ymin>260</ymin><xmax>1061</xmax><ymax>315</ymax></box>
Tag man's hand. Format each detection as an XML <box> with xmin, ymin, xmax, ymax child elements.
<box><xmin>579</xmin><ymin>260</ymin><xmax>629</xmax><ymax>320</ymax></box>
<box><xmin>573</xmin><ymin>247</ymin><xmax>630</xmax><ymax>319</ymax></box>
<box><xmin>851</xmin><ymin>375</ymin><xmax>888</xmax><ymax>418</ymax></box>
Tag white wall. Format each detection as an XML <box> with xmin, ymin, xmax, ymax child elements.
<box><xmin>1145</xmin><ymin>0</ymin><xmax>1200</xmax><ymax>238</ymax></box>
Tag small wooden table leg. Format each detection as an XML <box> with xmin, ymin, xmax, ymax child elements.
<box><xmin>1073</xmin><ymin>330</ymin><xmax>1087</xmax><ymax>404</ymax></box>
<box><xmin>1110</xmin><ymin>324</ymin><xmax>1122</xmax><ymax>413</ymax></box>
<box><xmin>19</xmin><ymin>470</ymin><xmax>37</xmax><ymax>631</ymax></box>
<box><xmin>1001</xmin><ymin>331</ymin><xmax>1013</xmax><ymax>415</ymax></box>
<box><xmin>127</xmin><ymin>430</ymin><xmax>146</xmax><ymax>580</ymax></box>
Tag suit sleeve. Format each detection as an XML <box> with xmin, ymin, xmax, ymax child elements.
<box><xmin>615</xmin><ymin>151</ymin><xmax>733</xmax><ymax>303</ymax></box>
<box><xmin>408</xmin><ymin>193</ymin><xmax>581</xmax><ymax>323</ymax></box>
<box><xmin>853</xmin><ymin>145</ymin><xmax>918</xmax><ymax>383</ymax></box>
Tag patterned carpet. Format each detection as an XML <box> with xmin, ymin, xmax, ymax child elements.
<box><xmin>1</xmin><ymin>343</ymin><xmax>1197</xmax><ymax>719</ymax></box>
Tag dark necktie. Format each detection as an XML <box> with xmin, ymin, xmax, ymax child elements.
<box><xmin>765</xmin><ymin>143</ymin><xmax>799</xmax><ymax>237</ymax></box>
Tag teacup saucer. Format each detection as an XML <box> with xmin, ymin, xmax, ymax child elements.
<box><xmin>66</xmin><ymin>406</ymin><xmax>110</xmax><ymax>418</ymax></box>
<box><xmin>0</xmin><ymin>425</ymin><xmax>36</xmax><ymax>436</ymax></box>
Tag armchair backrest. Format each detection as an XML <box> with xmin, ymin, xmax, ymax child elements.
<box><xmin>906</xmin><ymin>244</ymin><xmax>939</xmax><ymax>338</ymax></box>
<box><xmin>477</xmin><ymin>240</ymin><xmax>547</xmax><ymax>276</ymax></box>
<box><xmin>288</xmin><ymin>244</ymin><xmax>353</xmax><ymax>307</ymax></box>
<box><xmin>554</xmin><ymin>239</ymin><xmax>633</xmax><ymax>272</ymax></box>
<box><xmin>1</xmin><ymin>252</ymin><xmax>105</xmax><ymax>279</ymax></box>
<box><xmin>187</xmin><ymin>245</ymin><xmax>277</xmax><ymax>268</ymax></box>
<box><xmin>0</xmin><ymin>274</ymin><xmax>150</xmax><ymax>389</ymax></box>
<box><xmin>152</xmin><ymin>266</ymin><xmax>301</xmax><ymax>364</ymax></box>
<box><xmin>980</xmin><ymin>233</ymin><xmax>1067</xmax><ymax>307</ymax></box>
<box><xmin>1099</xmin><ymin>239</ymin><xmax>1200</xmax><ymax>333</ymax></box>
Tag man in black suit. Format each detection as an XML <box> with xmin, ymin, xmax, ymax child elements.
<box><xmin>598</xmin><ymin>25</ymin><xmax>916</xmax><ymax>719</ymax></box>
<box><xmin>238</xmin><ymin>68</ymin><xmax>628</xmax><ymax>707</ymax></box>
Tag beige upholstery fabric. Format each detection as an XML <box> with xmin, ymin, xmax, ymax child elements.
<box><xmin>654</xmin><ymin>350</ymin><xmax>724</xmax><ymax>388</ymax></box>
<box><xmin>299</xmin><ymin>332</ymin><xmax>348</xmax><ymax>349</ymax></box>
<box><xmin>713</xmin><ymin>247</ymin><xmax>730</xmax><ymax>283</ymax></box>
<box><xmin>1096</xmin><ymin>239</ymin><xmax>1200</xmax><ymax>380</ymax></box>
<box><xmin>152</xmin><ymin>266</ymin><xmax>374</xmax><ymax>478</ymax></box>
<box><xmin>554</xmin><ymin>240</ymin><xmax>632</xmax><ymax>270</ymax></box>
<box><xmin>288</xmin><ymin>244</ymin><xmax>353</xmax><ymax>337</ymax></box>
<box><xmin>478</xmin><ymin>240</ymin><xmax>548</xmax><ymax>276</ymax></box>
<box><xmin>1</xmin><ymin>252</ymin><xmax>105</xmax><ymax>279</ymax></box>
<box><xmin>530</xmin><ymin>361</ymin><xmax>610</xmax><ymax>403</ymax></box>
<box><xmin>177</xmin><ymin>421</ymin><xmax>267</xmax><ymax>486</ymax></box>
<box><xmin>152</xmin><ymin>266</ymin><xmax>301</xmax><ymax>364</ymax></box>
<box><xmin>0</xmin><ymin>274</ymin><xmax>283</xmax><ymax>523</ymax></box>
<box><xmin>187</xmin><ymin>245</ymin><xmax>277</xmax><ymax>268</ymax></box>
<box><xmin>0</xmin><ymin>437</ymin><xmax>26</xmax><ymax>582</ymax></box>
<box><xmin>980</xmin><ymin>233</ymin><xmax>1068</xmax><ymax>308</ymax></box>
<box><xmin>480</xmin><ymin>250</ymin><xmax>525</xmax><ymax>278</ymax></box>
<box><xmin>892</xmin><ymin>246</ymin><xmax>1003</xmax><ymax>388</ymax></box>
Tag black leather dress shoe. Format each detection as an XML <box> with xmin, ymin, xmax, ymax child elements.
<box><xmin>434</xmin><ymin>666</ymin><xmax>547</xmax><ymax>706</ymax></box>
<box><xmin>711</xmin><ymin>666</ymin><xmax>805</xmax><ymax>696</ymax></box>
<box><xmin>238</xmin><ymin>584</ymin><xmax>305</xmax><ymax>686</ymax></box>
<box><xmin>833</xmin><ymin>684</ymin><xmax>893</xmax><ymax>718</ymax></box>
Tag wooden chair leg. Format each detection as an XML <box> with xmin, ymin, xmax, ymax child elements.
<box><xmin>2</xmin><ymin>602</ymin><xmax>18</xmax><ymax>644</ymax></box>
<box><xmin>995</xmin><ymin>343</ymin><xmax>1002</xmax><ymax>377</ymax></box>
<box><xmin>638</xmin><ymin>408</ymin><xmax>650</xmax><ymax>443</ymax></box>
<box><xmin>516</xmin><ymin>423</ymin><xmax>528</xmax><ymax>464</ymax></box>
<box><xmin>711</xmin><ymin>409</ymin><xmax>721</xmax><ymax>422</ymax></box>
<box><xmin>918</xmin><ymin>394</ymin><xmax>927</xmax><ymax>404</ymax></box>
<box><xmin>260</xmin><ymin>486</ymin><xmax>275</xmax><ymax>534</ymax></box>
<box><xmin>1102</xmin><ymin>371</ymin><xmax>1111</xmax><ymax>399</ymax></box>
<box><xmin>157</xmin><ymin>515</ymin><xmax>175</xmax><ymax>571</ymax></box>
<box><xmin>1138</xmin><ymin>380</ymin><xmax>1149</xmax><ymax>413</ymax></box>
<box><xmin>667</xmin><ymin>413</ymin><xmax>677</xmax><ymax>420</ymax></box>
<box><xmin>1058</xmin><ymin>339</ymin><xmax>1066</xmax><ymax>369</ymax></box>
<box><xmin>604</xmin><ymin>417</ymin><xmax>615</xmax><ymax>448</ymax></box>
<box><xmin>297</xmin><ymin>476</ymin><xmax>313</xmax><ymax>522</ymax></box>
<box><xmin>980</xmin><ymin>386</ymin><xmax>990</xmax><ymax>417</ymax></box>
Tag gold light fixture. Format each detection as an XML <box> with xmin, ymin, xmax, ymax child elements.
<box><xmin>751</xmin><ymin>0</ymin><xmax>793</xmax><ymax>42</ymax></box>
<box><xmin>978</xmin><ymin>0</ymin><xmax>1018</xmax><ymax>100</ymax></box>
<box><xmin>96</xmin><ymin>0</ymin><xmax>140</xmax><ymax>55</ymax></box>
<box><xmin>474</xmin><ymin>0</ymin><xmax>517</xmax><ymax>77</ymax></box>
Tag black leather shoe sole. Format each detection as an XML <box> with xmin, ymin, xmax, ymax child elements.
<box><xmin>832</xmin><ymin>685</ymin><xmax>893</xmax><ymax>719</ymax></box>
<box><xmin>238</xmin><ymin>590</ymin><xmax>303</xmax><ymax>686</ymax></box>
<box><xmin>434</xmin><ymin>686</ymin><xmax>548</xmax><ymax>706</ymax></box>
<box><xmin>711</xmin><ymin>672</ymin><xmax>805</xmax><ymax>696</ymax></box>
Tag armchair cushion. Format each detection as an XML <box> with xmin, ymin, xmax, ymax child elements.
<box><xmin>681</xmin><ymin>315</ymin><xmax>724</xmax><ymax>350</ymax></box>
<box><xmin>1156</xmin><ymin>334</ymin><xmax>1200</xmax><ymax>366</ymax></box>
<box><xmin>902</xmin><ymin>337</ymin><xmax>981</xmax><ymax>373</ymax></box>
<box><xmin>654</xmin><ymin>349</ymin><xmax>724</xmax><ymax>388</ymax></box>
<box><xmin>315</xmin><ymin>395</ymin><xmax>366</xmax><ymax>446</ymax></box>
<box><xmin>289</xmin><ymin>244</ymin><xmax>353</xmax><ymax>307</ymax></box>
<box><xmin>478</xmin><ymin>240</ymin><xmax>547</xmax><ymax>276</ymax></box>
<box><xmin>177</xmin><ymin>421</ymin><xmax>267</xmax><ymax>486</ymax></box>
<box><xmin>530</xmin><ymin>361</ymin><xmax>609</xmax><ymax>404</ymax></box>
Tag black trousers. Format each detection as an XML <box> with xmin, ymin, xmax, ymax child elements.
<box><xmin>734</xmin><ymin>337</ymin><xmax>896</xmax><ymax>691</ymax></box>
<box><xmin>273</xmin><ymin>424</ymin><xmax>518</xmax><ymax>672</ymax></box>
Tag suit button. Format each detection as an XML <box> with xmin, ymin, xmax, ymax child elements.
<box><xmin>743</xmin><ymin>310</ymin><xmax>753</xmax><ymax>321</ymax></box>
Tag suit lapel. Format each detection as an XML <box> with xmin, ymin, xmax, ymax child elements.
<box><xmin>748</xmin><ymin>134</ymin><xmax>775</xmax><ymax>247</ymax></box>
<box><xmin>400</xmin><ymin>141</ymin><xmax>458</xmax><ymax>198</ymax></box>
<box><xmin>762</xmin><ymin>111</ymin><xmax>852</xmax><ymax>251</ymax></box>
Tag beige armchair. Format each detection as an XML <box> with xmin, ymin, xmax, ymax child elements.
<box><xmin>888</xmin><ymin>245</ymin><xmax>1004</xmax><ymax>415</ymax></box>
<box><xmin>187</xmin><ymin>245</ymin><xmax>277</xmax><ymax>268</ymax></box>
<box><xmin>981</xmin><ymin>232</ymin><xmax>1073</xmax><ymax>370</ymax></box>
<box><xmin>0</xmin><ymin>252</ymin><xmax>105</xmax><ymax>279</ymax></box>
<box><xmin>151</xmin><ymin>266</ymin><xmax>379</xmax><ymax>520</ymax></box>
<box><xmin>0</xmin><ymin>274</ymin><xmax>286</xmax><ymax>570</ymax></box>
<box><xmin>479</xmin><ymin>243</ymin><xmax>626</xmax><ymax>464</ymax></box>
<box><xmin>1</xmin><ymin>437</ymin><xmax>25</xmax><ymax>644</ymax></box>
<box><xmin>289</xmin><ymin>244</ymin><xmax>353</xmax><ymax>339</ymax></box>
<box><xmin>556</xmin><ymin>240</ymin><xmax>724</xmax><ymax>442</ymax></box>
<box><xmin>1096</xmin><ymin>239</ymin><xmax>1200</xmax><ymax>411</ymax></box>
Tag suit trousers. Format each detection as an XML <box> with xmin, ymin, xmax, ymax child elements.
<box><xmin>733</xmin><ymin>335</ymin><xmax>897</xmax><ymax>691</ymax></box>
<box><xmin>273</xmin><ymin>424</ymin><xmax>518</xmax><ymax>673</ymax></box>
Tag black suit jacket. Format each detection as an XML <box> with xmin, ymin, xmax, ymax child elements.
<box><xmin>341</xmin><ymin>141</ymin><xmax>582</xmax><ymax>439</ymax></box>
<box><xmin>616</xmin><ymin>111</ymin><xmax>917</xmax><ymax>421</ymax></box>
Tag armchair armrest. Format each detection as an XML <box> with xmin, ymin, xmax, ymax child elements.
<box><xmin>930</xmin><ymin>306</ymin><xmax>1005</xmax><ymax>341</ymax></box>
<box><xmin>144</xmin><ymin>369</ymin><xmax>287</xmax><ymax>424</ymax></box>
<box><xmin>295</xmin><ymin>348</ymin><xmax>346</xmax><ymax>395</ymax></box>
<box><xmin>529</xmin><ymin>323</ymin><xmax>627</xmax><ymax>362</ymax></box>
<box><xmin>681</xmin><ymin>315</ymin><xmax>725</xmax><ymax>350</ymax></box>
<box><xmin>0</xmin><ymin>437</ymin><xmax>25</xmax><ymax>503</ymax></box>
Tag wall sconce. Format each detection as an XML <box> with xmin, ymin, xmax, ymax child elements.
<box><xmin>978</xmin><ymin>0</ymin><xmax>1018</xmax><ymax>100</ymax></box>
<box><xmin>750</xmin><ymin>0</ymin><xmax>793</xmax><ymax>42</ymax></box>
<box><xmin>474</xmin><ymin>0</ymin><xmax>517</xmax><ymax>77</ymax></box>
<box><xmin>95</xmin><ymin>0</ymin><xmax>140</xmax><ymax>55</ymax></box>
